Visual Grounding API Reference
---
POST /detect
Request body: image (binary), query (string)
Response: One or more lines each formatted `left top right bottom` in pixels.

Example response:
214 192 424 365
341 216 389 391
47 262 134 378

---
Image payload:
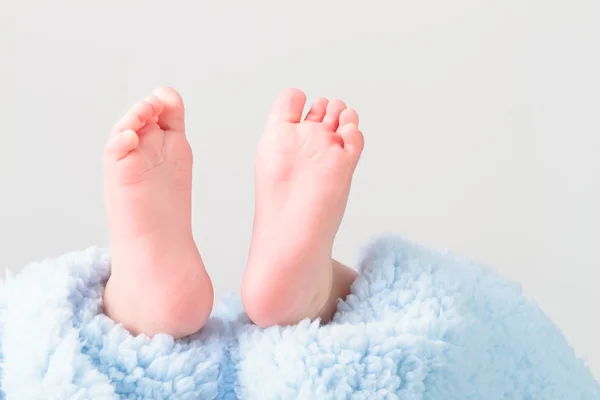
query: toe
104 129 140 161
322 99 347 132
267 88 307 124
145 94 165 117
112 100 155 134
153 86 185 132
338 108 359 129
304 98 329 122
338 123 364 158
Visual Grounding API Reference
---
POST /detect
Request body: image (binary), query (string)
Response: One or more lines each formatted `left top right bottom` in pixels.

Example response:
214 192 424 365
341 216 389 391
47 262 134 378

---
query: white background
1 0 598 378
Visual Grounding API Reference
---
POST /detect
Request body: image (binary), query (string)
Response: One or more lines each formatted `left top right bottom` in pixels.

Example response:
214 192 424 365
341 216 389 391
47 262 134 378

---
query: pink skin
102 87 362 338
242 88 363 328
102 87 213 338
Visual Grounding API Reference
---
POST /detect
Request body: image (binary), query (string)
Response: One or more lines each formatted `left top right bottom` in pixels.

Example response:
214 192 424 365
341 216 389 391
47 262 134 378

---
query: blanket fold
0 235 598 399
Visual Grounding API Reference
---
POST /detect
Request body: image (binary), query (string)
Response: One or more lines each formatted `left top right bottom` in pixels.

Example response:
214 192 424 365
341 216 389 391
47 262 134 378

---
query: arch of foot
233 235 600 399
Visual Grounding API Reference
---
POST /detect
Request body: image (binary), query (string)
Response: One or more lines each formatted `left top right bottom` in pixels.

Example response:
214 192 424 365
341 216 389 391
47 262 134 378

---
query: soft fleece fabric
0 234 598 399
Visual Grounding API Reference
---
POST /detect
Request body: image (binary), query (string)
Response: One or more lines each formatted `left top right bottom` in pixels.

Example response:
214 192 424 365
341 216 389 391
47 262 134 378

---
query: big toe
267 88 307 124
153 86 185 132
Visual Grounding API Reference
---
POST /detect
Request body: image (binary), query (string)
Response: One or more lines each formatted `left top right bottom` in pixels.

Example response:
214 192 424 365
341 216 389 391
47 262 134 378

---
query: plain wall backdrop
1 0 599 378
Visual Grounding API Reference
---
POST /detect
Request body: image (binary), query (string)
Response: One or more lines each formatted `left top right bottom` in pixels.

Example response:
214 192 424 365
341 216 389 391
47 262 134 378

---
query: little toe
104 129 140 161
304 98 329 122
338 108 359 130
338 123 364 158
267 88 307 125
322 99 347 132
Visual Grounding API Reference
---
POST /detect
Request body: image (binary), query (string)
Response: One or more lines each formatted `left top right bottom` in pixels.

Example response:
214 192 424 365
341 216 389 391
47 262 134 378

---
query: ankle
316 260 358 323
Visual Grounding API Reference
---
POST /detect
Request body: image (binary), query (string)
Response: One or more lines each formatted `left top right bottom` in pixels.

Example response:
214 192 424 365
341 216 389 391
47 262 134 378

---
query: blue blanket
0 234 598 399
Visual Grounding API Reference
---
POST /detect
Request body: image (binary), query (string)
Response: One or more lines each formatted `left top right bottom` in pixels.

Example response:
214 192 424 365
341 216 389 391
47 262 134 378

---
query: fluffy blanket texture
0 234 597 399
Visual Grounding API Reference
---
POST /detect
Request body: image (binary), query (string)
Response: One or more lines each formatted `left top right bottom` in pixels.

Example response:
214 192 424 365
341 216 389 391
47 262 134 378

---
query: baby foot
102 87 213 338
242 89 364 327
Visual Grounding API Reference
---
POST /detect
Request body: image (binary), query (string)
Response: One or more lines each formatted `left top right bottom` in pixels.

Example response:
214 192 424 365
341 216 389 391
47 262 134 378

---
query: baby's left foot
242 89 364 327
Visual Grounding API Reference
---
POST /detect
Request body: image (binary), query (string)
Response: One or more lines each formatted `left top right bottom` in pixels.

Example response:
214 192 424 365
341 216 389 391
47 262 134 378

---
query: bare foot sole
102 87 213 338
242 89 364 328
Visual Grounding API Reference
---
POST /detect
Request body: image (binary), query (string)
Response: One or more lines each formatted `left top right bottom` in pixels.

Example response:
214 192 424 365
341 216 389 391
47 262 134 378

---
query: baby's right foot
102 87 213 338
